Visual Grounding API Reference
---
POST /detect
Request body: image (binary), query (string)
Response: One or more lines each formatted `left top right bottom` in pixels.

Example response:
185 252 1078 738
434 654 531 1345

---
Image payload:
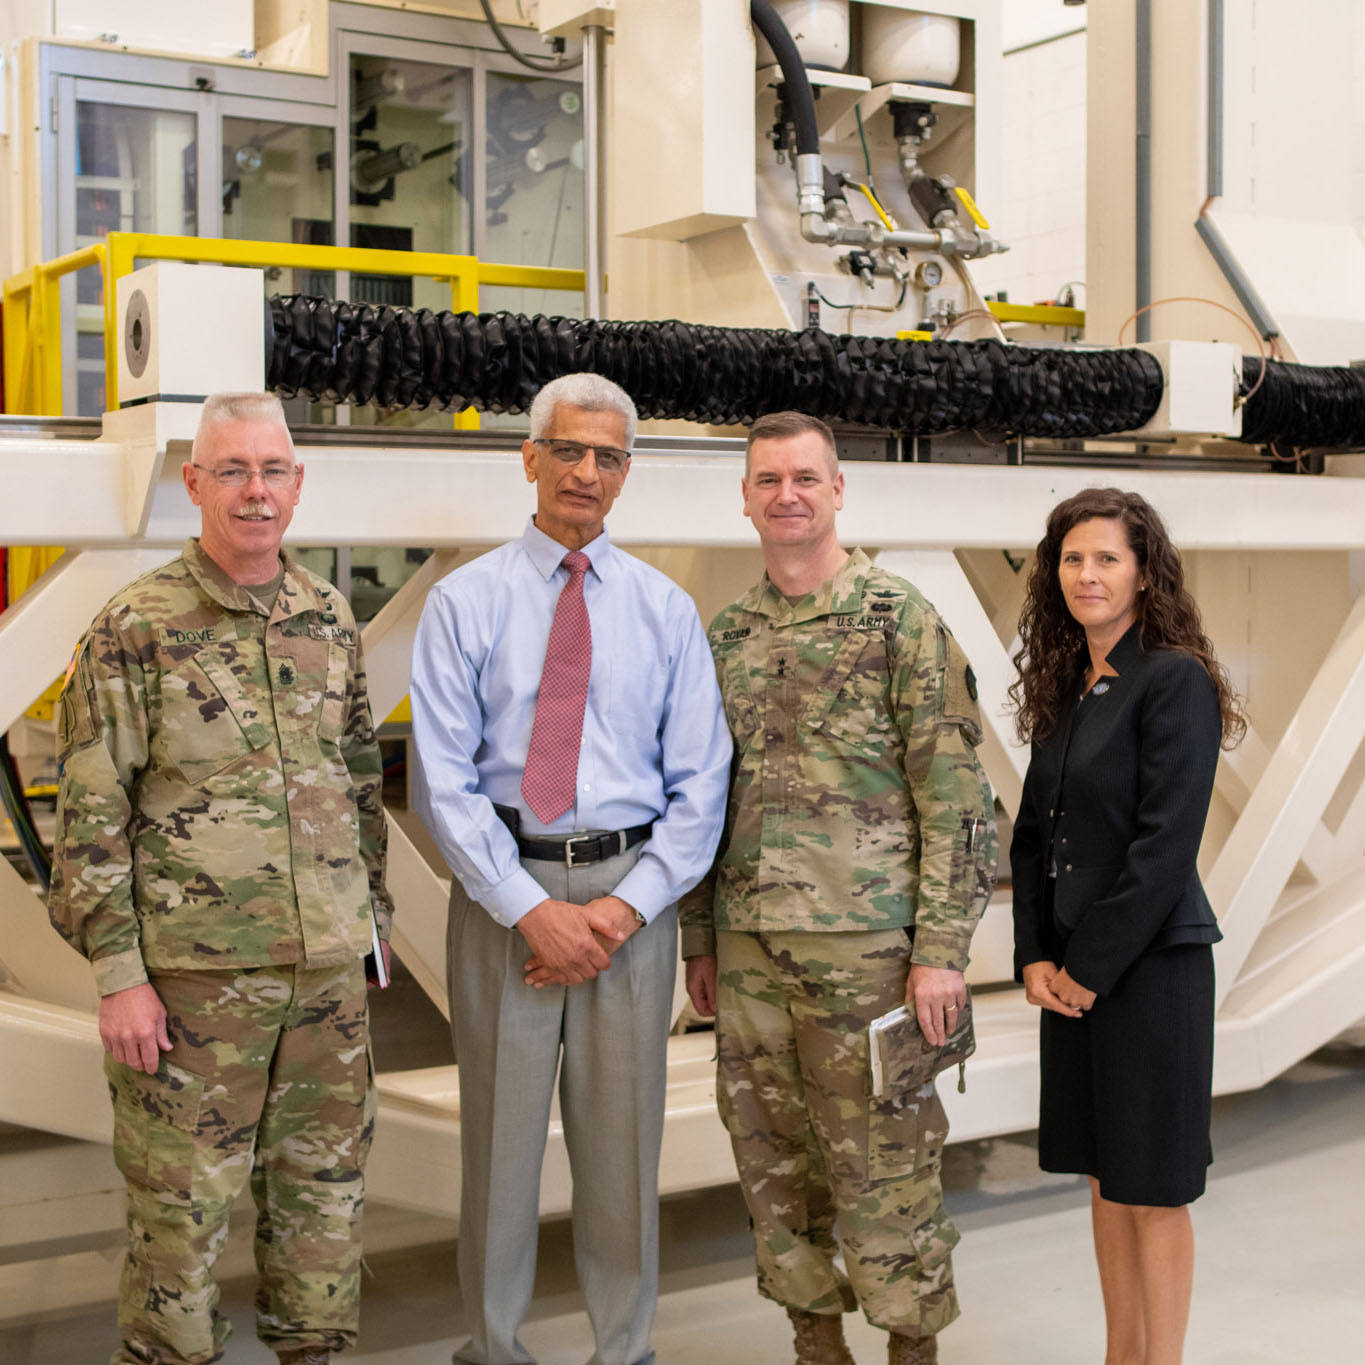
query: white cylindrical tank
862 8 961 88
755 1 851 72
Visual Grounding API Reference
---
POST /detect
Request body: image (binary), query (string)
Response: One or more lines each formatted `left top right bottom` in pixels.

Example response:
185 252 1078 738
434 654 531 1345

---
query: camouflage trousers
105 962 374 1365
715 929 960 1336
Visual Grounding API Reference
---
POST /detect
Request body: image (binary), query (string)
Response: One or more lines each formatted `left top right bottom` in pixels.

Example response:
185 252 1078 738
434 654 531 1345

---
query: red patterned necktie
521 551 593 824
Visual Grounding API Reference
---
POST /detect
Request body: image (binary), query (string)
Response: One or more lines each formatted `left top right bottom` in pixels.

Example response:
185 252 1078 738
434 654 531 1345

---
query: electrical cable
939 308 1005 340
855 105 875 185
477 0 582 72
811 274 910 319
1116 294 1267 405
0 732 51 892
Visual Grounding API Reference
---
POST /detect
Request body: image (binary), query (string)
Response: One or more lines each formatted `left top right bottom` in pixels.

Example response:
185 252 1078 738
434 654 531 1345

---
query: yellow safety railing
0 245 105 637
3 232 585 421
101 233 585 422
2 243 108 418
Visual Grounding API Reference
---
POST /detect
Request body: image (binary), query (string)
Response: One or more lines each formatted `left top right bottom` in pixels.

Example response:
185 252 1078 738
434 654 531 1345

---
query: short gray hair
190 392 294 463
528 373 637 448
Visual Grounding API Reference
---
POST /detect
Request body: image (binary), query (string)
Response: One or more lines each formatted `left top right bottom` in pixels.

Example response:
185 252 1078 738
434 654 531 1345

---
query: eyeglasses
532 438 631 475
192 462 299 488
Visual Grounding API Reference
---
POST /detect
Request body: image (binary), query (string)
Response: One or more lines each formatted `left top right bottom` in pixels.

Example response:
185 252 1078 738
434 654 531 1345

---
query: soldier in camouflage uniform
48 392 392 1365
681 412 997 1365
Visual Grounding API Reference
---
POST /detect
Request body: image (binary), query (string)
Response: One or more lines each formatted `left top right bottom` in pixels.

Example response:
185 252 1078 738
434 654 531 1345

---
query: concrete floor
2 1044 1362 1364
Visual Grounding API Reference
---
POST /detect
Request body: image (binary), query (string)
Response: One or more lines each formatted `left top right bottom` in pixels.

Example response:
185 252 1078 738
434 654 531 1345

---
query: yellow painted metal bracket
987 300 1085 329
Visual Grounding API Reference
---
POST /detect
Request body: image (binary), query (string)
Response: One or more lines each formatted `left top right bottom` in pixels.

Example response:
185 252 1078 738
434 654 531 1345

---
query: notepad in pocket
868 992 975 1099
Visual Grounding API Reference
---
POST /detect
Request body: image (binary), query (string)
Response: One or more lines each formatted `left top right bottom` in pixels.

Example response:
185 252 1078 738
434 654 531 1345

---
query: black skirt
1038 936 1216 1207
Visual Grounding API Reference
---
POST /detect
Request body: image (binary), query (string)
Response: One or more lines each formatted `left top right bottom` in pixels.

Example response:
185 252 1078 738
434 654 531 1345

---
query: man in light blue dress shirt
410 373 731 1365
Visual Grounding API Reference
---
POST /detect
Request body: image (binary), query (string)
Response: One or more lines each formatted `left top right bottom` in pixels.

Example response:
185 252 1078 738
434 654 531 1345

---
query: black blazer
1010 623 1223 997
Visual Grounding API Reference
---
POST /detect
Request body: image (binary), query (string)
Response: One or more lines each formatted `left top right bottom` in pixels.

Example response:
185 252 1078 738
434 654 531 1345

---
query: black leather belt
494 803 652 867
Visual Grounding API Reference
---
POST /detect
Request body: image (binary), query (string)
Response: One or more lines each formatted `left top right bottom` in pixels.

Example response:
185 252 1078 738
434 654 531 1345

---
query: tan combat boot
788 1308 856 1365
276 1350 330 1365
886 1329 938 1365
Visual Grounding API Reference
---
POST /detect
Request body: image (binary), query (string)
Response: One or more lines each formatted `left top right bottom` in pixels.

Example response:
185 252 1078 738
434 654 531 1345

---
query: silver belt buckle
563 833 595 867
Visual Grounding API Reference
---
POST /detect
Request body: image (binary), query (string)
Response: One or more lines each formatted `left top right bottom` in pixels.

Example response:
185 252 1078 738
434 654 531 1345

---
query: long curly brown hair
1010 487 1246 747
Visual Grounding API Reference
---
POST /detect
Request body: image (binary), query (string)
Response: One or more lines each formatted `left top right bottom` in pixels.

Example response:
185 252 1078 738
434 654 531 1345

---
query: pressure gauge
915 260 944 289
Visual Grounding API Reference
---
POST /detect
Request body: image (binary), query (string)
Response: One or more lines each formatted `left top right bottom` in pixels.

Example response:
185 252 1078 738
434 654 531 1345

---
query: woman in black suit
1010 488 1244 1365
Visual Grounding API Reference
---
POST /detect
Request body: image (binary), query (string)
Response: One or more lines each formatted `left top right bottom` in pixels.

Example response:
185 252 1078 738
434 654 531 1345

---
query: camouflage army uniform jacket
680 550 997 968
49 538 393 996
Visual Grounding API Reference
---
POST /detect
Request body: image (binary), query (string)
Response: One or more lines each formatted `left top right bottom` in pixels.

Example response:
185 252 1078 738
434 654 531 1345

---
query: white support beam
0 861 96 1013
1313 751 1365 885
385 815 453 1017
0 1138 123 1255
1207 593 1365 1004
0 993 107 1141
875 550 1029 817
11 422 1365 552
0 442 130 543
359 549 462 720
274 455 1365 554
0 547 175 732
1217 727 1337 884
956 547 1031 643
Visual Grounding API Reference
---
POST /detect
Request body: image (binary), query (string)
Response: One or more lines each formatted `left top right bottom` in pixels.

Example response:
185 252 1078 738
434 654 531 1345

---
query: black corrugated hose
265 296 1165 438
1239 357 1365 449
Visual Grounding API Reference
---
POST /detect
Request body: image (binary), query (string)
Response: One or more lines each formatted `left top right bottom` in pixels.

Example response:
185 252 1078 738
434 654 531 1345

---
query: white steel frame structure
3 403 1365 1235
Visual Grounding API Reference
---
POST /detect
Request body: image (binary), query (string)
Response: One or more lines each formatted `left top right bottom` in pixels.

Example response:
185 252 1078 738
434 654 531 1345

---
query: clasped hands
1021 960 1097 1017
520 894 641 988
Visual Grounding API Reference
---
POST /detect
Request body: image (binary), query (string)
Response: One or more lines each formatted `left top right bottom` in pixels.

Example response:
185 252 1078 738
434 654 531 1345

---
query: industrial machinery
3 0 1365 1309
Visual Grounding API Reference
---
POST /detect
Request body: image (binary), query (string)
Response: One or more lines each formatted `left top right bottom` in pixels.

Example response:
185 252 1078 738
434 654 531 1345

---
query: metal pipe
1135 0 1152 342
1197 0 1280 341
1207 0 1224 197
799 212 1004 258
582 24 607 318
799 212 941 250
1194 216 1280 341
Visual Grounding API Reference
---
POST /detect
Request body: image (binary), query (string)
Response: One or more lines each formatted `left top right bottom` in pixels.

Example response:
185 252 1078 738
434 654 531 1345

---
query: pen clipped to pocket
868 991 975 1099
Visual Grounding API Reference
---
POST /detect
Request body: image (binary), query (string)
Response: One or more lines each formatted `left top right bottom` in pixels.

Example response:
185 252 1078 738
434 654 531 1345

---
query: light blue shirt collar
521 516 611 582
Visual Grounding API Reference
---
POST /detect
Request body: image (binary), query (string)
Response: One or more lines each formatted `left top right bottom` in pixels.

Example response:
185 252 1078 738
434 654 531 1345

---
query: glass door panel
346 52 473 426
349 53 473 292
483 71 585 293
476 70 586 432
222 114 337 424
62 92 198 414
222 116 335 293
